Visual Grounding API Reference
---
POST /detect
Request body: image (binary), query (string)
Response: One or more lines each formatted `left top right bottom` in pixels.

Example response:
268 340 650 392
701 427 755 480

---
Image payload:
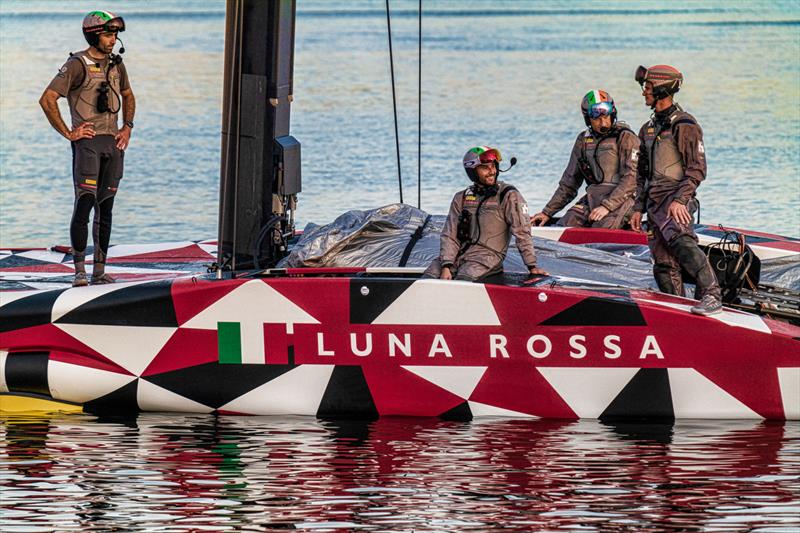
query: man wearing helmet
424 146 547 281
630 65 722 316
39 10 135 287
531 90 639 229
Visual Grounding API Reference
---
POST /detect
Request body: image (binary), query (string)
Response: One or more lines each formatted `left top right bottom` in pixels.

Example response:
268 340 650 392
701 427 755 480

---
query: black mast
218 0 301 272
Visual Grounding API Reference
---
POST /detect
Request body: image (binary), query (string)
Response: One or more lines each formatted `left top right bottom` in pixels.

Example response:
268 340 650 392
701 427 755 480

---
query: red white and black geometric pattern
2 272 798 419
0 240 216 290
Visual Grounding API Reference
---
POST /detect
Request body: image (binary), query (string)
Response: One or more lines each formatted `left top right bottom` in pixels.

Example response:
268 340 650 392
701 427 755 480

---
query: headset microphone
117 37 125 55
498 157 517 173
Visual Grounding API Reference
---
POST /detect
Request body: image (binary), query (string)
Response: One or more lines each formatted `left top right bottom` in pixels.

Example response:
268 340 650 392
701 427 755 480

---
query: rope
385 0 403 204
231 2 245 271
417 0 422 209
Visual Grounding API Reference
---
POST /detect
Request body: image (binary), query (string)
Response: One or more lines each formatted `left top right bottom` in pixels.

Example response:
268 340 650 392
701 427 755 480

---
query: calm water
0 1 799 247
2 2 800 530
1 415 799 531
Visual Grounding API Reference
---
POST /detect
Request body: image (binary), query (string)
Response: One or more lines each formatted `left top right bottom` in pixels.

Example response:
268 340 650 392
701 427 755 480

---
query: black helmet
635 64 683 100
82 10 125 47
580 89 617 128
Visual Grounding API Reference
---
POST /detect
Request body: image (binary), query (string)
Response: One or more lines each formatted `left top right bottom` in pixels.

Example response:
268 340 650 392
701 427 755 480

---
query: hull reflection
1 415 798 531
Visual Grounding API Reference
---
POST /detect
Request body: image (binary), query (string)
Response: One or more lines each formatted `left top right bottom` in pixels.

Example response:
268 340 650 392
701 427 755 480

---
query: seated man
425 146 547 281
531 90 639 229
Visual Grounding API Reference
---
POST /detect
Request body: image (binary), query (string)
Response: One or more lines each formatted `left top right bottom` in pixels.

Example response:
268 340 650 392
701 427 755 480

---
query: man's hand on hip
68 122 95 141
115 125 131 150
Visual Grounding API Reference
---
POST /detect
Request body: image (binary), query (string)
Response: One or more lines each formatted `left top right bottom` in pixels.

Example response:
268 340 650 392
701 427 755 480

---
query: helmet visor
588 101 613 119
103 17 125 33
479 150 500 164
635 65 648 86
463 147 501 168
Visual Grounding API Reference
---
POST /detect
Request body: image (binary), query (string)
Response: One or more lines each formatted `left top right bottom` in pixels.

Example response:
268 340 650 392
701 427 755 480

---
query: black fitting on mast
218 0 301 272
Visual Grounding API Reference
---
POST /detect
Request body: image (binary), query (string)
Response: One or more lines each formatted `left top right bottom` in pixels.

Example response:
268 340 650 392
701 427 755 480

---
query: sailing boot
669 236 723 316
691 294 723 316
72 256 88 287
91 261 116 285
91 272 116 284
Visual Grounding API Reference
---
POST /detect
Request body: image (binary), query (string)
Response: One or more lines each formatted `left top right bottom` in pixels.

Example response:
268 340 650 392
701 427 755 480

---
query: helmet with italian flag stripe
463 146 502 182
580 89 617 127
82 10 125 47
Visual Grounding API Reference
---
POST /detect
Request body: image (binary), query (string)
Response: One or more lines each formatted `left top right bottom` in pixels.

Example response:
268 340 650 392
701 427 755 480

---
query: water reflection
1 415 798 531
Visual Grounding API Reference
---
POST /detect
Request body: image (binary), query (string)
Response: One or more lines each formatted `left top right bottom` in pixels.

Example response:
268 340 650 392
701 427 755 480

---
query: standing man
39 11 135 287
630 65 722 316
425 146 547 281
531 90 639 229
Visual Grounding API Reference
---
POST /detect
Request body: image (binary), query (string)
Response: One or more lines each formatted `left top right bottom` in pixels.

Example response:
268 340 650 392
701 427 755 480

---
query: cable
253 215 283 269
218 0 240 274
231 1 244 271
104 58 123 114
704 226 753 301
417 0 422 209
385 0 403 204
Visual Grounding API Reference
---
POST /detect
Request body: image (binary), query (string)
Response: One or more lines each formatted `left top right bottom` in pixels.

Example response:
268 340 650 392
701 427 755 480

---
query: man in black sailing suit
39 10 136 287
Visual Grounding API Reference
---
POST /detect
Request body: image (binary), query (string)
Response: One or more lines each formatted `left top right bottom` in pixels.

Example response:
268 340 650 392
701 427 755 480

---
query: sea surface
1 0 799 247
1 1 799 531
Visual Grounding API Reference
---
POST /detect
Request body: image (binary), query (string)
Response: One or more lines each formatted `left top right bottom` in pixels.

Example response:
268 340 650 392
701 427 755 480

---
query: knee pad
98 195 115 213
97 196 114 228
669 235 707 277
71 193 96 224
653 263 680 295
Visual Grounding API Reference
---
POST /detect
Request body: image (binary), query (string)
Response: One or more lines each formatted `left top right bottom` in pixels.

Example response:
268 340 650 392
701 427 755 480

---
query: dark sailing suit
635 105 721 299
425 181 538 281
542 122 639 229
47 51 129 265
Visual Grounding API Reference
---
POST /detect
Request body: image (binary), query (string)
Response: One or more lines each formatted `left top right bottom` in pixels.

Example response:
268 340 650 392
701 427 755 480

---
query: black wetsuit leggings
70 136 124 263
70 195 114 263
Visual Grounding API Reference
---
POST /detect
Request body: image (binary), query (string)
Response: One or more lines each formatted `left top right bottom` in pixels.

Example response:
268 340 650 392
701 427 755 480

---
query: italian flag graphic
217 322 244 364
180 280 319 364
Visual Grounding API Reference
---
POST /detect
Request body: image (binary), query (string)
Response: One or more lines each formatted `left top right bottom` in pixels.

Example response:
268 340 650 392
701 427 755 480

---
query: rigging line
385 0 403 204
218 0 241 274
231 0 245 271
417 0 422 209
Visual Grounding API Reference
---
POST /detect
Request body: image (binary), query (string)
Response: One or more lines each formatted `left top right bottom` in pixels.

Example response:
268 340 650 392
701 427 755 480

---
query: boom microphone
498 157 517 173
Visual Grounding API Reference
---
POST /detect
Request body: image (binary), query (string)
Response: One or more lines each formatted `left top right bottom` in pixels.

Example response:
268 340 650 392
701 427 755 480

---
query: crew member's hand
630 211 644 232
667 201 692 225
115 125 132 151
68 122 95 141
531 212 550 226
589 206 610 222
440 266 453 280
529 267 548 277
